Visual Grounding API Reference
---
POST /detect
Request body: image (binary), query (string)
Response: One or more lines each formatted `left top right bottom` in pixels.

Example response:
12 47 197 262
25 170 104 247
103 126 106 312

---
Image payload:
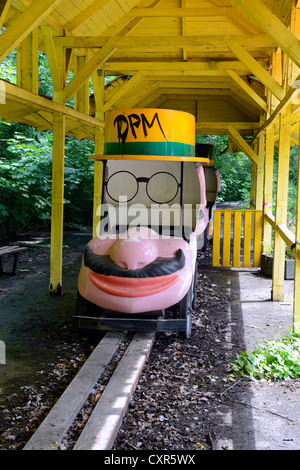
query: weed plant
231 327 300 381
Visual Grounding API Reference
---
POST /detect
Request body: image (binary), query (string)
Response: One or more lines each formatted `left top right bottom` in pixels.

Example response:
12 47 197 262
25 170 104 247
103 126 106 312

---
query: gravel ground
1 232 299 451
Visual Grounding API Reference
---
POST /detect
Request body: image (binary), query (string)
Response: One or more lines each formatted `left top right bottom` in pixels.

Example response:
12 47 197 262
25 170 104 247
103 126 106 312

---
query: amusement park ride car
75 108 220 339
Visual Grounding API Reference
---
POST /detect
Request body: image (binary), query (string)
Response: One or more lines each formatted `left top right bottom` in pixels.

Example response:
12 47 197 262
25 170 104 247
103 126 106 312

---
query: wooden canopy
0 0 299 139
1 0 300 326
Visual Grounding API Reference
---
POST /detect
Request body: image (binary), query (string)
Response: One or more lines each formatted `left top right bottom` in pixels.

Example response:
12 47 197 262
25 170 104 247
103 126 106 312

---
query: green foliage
0 122 94 241
196 134 252 205
230 328 300 381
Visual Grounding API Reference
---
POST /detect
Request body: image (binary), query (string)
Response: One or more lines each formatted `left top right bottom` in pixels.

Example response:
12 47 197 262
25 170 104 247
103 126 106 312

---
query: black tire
178 287 192 340
192 265 197 310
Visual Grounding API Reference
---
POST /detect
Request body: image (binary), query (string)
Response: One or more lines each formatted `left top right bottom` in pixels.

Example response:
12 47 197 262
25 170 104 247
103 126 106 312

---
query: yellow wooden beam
254 73 300 140
49 113 65 295
227 38 285 101
0 0 12 29
41 25 64 95
64 0 111 32
55 34 274 49
104 71 146 112
262 126 275 251
127 7 235 16
91 69 105 239
226 124 261 165
1 79 104 129
272 108 292 301
231 0 300 70
103 60 263 73
56 40 116 104
226 69 267 111
294 124 300 326
16 29 39 94
0 0 63 63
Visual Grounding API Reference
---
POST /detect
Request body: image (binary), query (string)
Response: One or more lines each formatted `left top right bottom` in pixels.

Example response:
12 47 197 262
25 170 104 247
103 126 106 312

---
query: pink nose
109 238 158 270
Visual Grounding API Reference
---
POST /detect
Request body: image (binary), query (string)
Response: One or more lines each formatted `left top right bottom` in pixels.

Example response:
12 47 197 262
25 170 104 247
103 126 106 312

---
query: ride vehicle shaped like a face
78 227 194 314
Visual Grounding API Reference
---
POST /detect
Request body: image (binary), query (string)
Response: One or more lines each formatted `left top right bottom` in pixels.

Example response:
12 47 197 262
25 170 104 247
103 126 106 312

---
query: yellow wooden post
92 69 105 238
293 126 300 328
262 126 274 252
255 134 264 212
49 113 65 295
272 108 291 301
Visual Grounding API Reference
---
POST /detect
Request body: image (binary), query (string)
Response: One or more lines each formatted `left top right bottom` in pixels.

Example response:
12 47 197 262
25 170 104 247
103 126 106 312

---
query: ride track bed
24 331 155 450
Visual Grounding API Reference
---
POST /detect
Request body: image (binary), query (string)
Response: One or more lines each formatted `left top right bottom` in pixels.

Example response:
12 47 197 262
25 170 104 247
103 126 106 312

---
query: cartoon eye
146 172 179 204
106 171 138 202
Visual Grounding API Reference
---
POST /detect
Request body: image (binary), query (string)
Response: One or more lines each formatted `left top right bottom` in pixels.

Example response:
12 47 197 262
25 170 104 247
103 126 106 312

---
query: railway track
23 331 155 451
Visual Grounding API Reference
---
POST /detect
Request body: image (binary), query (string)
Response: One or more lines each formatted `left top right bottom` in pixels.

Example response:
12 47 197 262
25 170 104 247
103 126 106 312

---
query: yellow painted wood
223 211 232 267
226 69 267 111
74 55 90 115
226 124 261 165
212 210 221 267
212 209 262 268
2 79 104 129
55 34 275 49
64 0 111 31
226 38 285 101
92 69 105 239
253 210 262 267
243 211 252 267
103 71 146 112
41 25 64 95
233 211 242 267
0 0 63 63
231 0 300 70
294 126 300 327
57 39 116 104
0 0 12 30
272 108 292 301
255 134 264 212
262 126 275 252
49 113 65 295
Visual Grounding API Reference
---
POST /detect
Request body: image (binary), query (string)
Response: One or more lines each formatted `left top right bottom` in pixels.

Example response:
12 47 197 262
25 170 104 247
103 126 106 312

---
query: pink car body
78 227 194 314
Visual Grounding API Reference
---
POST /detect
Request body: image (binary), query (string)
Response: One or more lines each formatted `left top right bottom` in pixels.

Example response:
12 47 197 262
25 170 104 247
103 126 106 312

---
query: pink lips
88 271 179 298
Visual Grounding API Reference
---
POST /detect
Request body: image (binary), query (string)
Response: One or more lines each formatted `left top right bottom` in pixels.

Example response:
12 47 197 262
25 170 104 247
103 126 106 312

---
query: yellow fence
212 209 262 268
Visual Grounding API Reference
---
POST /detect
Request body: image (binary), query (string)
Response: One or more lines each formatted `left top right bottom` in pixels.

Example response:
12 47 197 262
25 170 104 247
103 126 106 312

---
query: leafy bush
231 328 300 381
0 123 94 241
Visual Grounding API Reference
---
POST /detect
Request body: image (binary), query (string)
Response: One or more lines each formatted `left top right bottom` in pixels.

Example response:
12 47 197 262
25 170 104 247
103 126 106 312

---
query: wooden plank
233 210 242 267
0 0 12 29
64 0 112 31
272 109 292 301
24 332 123 450
104 71 145 112
253 210 262 267
212 210 221 267
243 211 252 267
223 211 232 267
294 125 300 326
55 34 275 49
1 80 104 129
226 69 267 111
41 25 64 93
0 0 63 63
231 0 300 70
57 40 116 104
127 7 235 17
227 124 261 165
49 113 65 295
227 38 285 101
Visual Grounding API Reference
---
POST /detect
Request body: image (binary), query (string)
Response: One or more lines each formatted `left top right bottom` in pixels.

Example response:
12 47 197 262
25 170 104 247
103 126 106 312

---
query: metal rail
23 331 155 451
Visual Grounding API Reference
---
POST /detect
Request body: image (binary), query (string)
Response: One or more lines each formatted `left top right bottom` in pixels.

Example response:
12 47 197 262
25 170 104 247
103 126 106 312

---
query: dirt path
0 231 300 450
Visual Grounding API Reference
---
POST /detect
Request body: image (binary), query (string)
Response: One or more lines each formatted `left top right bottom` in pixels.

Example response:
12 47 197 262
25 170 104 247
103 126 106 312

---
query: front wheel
178 288 192 340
